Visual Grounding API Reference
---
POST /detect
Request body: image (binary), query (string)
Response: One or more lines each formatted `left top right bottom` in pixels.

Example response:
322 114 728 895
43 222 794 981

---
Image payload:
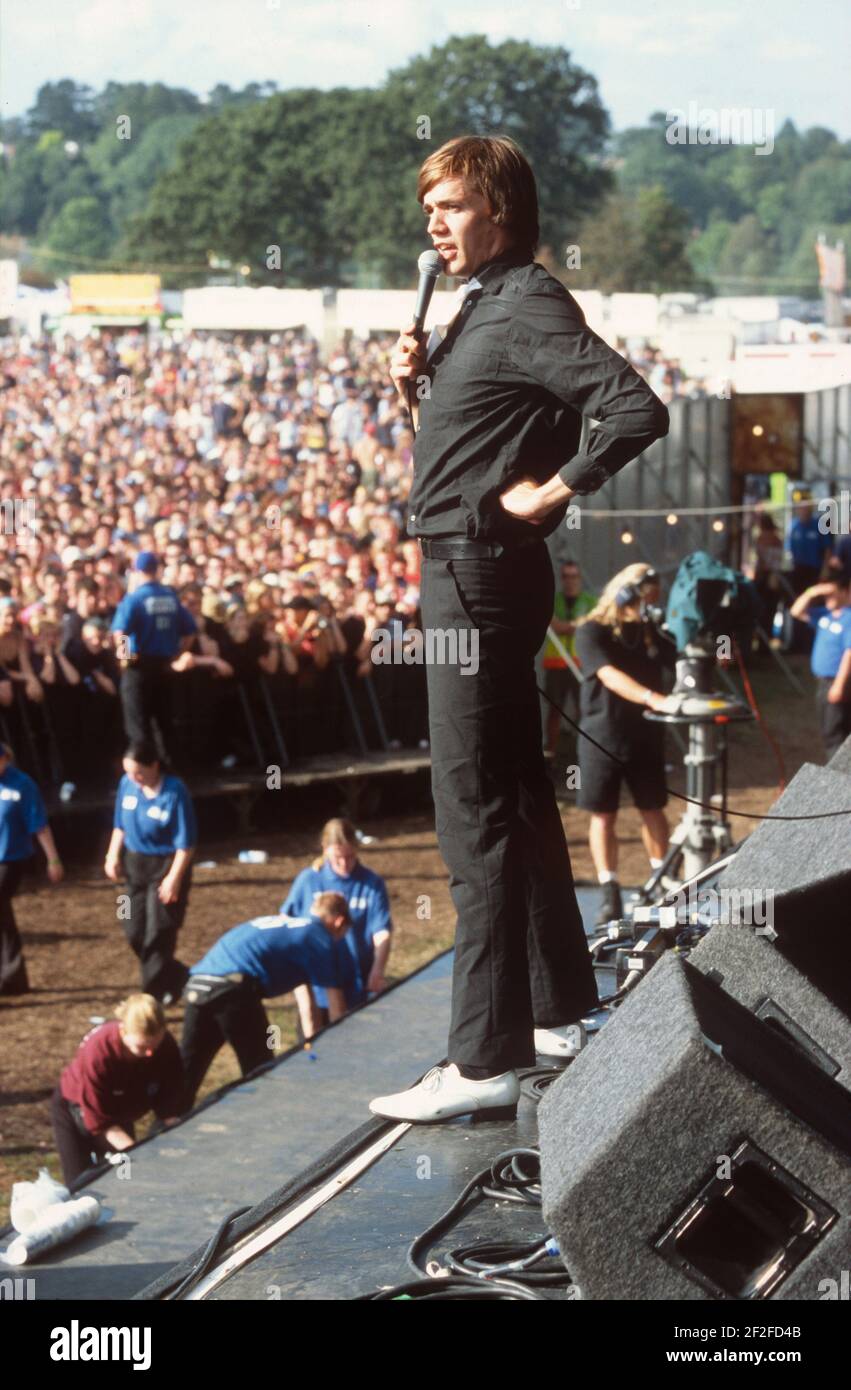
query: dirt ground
0 652 828 1222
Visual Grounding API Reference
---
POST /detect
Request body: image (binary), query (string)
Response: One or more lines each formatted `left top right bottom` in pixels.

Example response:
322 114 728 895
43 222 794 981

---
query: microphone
412 249 442 338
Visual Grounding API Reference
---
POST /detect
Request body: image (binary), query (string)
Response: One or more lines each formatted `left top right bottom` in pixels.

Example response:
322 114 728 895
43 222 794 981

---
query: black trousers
180 980 270 1110
816 677 851 759
120 658 175 757
122 850 191 1001
419 540 599 1072
0 858 28 994
49 1087 135 1186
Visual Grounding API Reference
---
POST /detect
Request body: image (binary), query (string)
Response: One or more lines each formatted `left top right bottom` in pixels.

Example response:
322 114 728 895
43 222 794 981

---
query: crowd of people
0 325 732 793
0 327 433 785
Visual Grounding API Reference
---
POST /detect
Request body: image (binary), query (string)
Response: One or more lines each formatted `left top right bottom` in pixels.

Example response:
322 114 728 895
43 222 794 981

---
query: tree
41 195 112 275
569 186 697 293
26 81 98 142
383 35 613 258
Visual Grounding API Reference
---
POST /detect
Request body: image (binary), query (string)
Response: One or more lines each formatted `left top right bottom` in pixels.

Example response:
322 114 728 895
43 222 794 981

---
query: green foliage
613 116 851 295
0 53 847 296
570 185 699 293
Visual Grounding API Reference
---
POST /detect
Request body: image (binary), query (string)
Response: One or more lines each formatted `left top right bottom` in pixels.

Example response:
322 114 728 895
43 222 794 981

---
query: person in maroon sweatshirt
50 993 184 1184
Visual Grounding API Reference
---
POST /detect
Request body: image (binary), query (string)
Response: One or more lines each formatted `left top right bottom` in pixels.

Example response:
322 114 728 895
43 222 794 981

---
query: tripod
636 704 753 901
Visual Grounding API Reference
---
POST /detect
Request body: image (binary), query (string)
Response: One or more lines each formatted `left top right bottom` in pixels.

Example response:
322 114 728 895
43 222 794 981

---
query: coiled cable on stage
357 1146 576 1299
444 1238 568 1287
356 1274 547 1300
480 1145 543 1204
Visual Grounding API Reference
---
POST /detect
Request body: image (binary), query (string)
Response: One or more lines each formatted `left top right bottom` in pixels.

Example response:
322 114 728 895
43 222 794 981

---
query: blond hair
311 817 358 871
115 993 166 1038
577 563 658 635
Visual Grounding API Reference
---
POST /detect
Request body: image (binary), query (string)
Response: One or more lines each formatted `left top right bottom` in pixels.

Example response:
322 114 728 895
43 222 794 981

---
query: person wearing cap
0 741 64 995
104 738 197 1002
110 551 197 759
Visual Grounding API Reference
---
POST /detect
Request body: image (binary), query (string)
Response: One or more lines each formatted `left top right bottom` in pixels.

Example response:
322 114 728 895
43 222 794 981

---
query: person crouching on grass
50 994 183 1185
179 890 354 1110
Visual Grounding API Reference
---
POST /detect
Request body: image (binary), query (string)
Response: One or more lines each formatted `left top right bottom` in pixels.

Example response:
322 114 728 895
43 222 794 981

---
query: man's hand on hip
498 473 575 524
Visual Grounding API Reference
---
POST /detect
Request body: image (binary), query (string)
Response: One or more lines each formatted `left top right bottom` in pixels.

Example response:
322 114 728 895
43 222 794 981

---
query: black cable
406 1148 548 1281
357 1146 569 1299
445 1239 571 1287
480 1147 542 1206
519 1066 565 1103
166 1206 252 1301
356 1275 547 1300
538 682 851 822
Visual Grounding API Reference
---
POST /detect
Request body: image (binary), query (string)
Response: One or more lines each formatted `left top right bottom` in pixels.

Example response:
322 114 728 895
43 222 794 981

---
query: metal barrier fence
4 654 430 795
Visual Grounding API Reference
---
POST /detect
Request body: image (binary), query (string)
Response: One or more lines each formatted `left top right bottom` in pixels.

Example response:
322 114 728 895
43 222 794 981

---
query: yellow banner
69 274 161 315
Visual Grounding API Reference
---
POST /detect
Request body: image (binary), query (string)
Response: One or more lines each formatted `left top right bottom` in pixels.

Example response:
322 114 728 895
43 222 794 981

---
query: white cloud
759 37 821 61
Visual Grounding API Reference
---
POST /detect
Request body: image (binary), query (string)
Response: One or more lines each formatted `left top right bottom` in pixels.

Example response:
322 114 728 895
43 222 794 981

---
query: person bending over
180 890 354 1109
51 994 183 1185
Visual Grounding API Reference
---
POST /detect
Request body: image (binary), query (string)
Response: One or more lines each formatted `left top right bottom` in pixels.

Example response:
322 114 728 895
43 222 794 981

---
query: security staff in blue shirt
0 742 64 995
110 551 196 760
282 819 392 1032
179 891 353 1108
787 501 833 594
104 739 197 1002
790 576 851 758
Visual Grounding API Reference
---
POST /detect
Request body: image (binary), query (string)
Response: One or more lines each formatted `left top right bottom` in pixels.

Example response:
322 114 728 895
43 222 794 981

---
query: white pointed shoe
534 1022 587 1059
369 1063 519 1123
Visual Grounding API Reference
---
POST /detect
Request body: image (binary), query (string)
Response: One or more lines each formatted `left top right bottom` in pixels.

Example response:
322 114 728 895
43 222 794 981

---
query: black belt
419 534 544 559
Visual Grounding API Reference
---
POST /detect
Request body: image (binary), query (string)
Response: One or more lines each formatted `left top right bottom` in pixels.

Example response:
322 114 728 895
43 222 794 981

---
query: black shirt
218 631 269 682
575 619 675 756
407 250 670 543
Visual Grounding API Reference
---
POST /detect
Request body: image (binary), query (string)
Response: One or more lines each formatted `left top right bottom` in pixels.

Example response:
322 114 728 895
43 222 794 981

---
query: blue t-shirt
808 605 851 678
0 765 47 862
111 581 196 658
113 773 197 855
280 861 392 1008
787 518 832 571
191 914 356 998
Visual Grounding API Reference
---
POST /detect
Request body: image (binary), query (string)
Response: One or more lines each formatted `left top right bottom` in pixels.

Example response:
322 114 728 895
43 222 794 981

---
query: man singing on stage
369 135 670 1123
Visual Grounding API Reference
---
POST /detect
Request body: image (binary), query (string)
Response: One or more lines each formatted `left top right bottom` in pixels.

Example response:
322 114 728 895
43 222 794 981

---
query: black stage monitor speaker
715 762 851 1018
689 924 851 1090
539 953 851 1301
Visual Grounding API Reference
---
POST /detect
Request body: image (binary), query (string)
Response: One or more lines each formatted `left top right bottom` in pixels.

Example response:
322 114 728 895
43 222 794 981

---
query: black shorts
576 735 667 814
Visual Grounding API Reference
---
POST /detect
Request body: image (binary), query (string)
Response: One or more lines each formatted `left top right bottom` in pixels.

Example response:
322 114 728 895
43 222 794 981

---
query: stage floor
11 885 617 1301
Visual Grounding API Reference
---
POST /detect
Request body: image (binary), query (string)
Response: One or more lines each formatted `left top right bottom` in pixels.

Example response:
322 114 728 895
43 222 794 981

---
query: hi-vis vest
542 589 596 668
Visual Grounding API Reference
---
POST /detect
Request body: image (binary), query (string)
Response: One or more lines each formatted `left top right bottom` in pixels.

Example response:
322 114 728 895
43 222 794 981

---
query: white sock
598 869 618 884
650 857 664 869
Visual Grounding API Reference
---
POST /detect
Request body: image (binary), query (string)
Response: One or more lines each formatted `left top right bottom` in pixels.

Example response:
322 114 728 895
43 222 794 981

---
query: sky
1 0 848 137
